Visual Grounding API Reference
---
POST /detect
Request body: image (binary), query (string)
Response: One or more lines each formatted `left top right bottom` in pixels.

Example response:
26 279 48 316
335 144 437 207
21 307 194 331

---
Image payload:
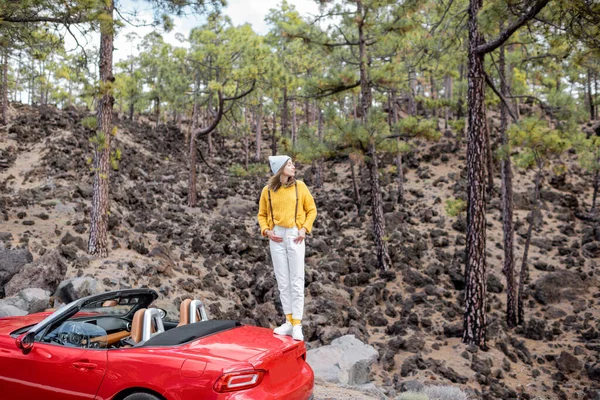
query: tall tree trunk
155 97 160 128
463 0 488 348
206 106 213 159
315 108 324 188
591 162 599 213
389 91 405 204
430 72 437 117
350 156 361 211
485 116 494 195
357 1 390 271
88 0 115 258
517 164 542 325
305 97 310 126
444 74 453 129
499 42 517 328
457 63 465 120
188 98 200 207
281 86 288 140
1 50 7 125
594 72 598 119
588 68 595 121
244 107 249 170
408 68 417 116
270 123 277 156
291 98 297 145
255 103 263 161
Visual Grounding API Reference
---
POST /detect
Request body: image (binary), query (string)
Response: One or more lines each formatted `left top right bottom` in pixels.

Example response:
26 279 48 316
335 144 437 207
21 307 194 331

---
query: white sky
102 0 320 62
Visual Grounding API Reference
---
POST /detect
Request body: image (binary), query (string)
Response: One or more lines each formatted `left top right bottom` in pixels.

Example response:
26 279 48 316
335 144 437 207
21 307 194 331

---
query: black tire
123 393 161 400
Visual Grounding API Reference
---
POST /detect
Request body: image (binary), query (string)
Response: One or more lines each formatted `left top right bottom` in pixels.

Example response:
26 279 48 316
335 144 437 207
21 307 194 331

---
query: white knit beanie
269 155 291 174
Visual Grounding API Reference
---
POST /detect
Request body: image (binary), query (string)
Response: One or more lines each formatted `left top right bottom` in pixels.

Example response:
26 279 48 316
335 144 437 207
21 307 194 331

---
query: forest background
1 0 600 399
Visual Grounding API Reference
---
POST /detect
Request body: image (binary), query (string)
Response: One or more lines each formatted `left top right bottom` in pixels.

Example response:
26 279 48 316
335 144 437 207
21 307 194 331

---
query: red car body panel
0 335 108 400
95 326 313 400
0 291 314 400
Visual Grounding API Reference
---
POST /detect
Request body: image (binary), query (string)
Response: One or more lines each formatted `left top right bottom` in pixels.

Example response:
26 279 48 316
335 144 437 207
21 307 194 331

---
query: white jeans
269 225 305 320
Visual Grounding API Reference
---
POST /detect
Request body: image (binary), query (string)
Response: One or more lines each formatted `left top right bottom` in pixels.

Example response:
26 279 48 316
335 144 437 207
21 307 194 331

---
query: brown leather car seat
102 300 119 307
177 299 191 327
129 308 147 344
177 299 203 327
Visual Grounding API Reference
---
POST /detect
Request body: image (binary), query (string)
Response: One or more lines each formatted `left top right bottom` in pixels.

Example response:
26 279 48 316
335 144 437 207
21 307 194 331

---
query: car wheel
123 393 161 400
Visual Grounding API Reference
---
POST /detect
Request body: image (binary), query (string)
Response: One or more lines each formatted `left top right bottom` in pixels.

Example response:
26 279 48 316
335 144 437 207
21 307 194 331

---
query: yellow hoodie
257 181 317 236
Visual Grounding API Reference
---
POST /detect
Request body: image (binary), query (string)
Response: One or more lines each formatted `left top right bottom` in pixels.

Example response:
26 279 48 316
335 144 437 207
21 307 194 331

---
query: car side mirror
15 332 35 353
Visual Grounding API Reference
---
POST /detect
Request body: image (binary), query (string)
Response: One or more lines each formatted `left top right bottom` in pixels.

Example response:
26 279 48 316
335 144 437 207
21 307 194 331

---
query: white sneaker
274 321 293 336
292 324 304 341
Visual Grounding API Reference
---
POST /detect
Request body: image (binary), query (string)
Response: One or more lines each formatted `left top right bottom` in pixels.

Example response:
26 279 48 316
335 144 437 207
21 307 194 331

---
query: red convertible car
0 288 314 400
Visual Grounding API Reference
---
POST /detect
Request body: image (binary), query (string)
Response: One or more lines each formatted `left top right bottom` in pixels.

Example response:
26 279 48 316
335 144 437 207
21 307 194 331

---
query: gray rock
0 304 27 317
55 277 100 303
533 270 587 305
0 248 33 287
17 288 50 313
307 334 379 385
487 273 504 294
556 351 582 374
4 251 68 297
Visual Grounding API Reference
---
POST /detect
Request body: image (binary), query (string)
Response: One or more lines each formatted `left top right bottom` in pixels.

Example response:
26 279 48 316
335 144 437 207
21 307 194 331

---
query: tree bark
188 98 200 207
291 98 297 145
357 1 391 271
255 103 263 161
316 107 324 188
1 50 7 125
485 116 494 195
499 42 518 328
244 107 249 170
271 119 277 156
430 72 437 117
350 157 361 210
588 68 595 121
594 72 598 119
389 91 405 204
88 0 115 258
463 0 488 348
592 167 599 213
462 0 549 348
281 86 289 140
155 97 160 128
408 68 417 116
517 164 542 325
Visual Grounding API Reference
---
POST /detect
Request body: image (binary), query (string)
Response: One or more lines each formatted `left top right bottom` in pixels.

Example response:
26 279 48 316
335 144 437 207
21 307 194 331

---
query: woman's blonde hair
268 162 296 192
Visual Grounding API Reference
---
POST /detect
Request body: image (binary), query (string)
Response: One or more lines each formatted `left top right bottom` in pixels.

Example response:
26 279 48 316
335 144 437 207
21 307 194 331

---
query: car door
0 337 107 400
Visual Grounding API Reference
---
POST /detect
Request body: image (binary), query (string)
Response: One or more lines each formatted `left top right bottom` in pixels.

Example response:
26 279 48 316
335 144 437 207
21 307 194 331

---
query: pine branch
475 0 551 55
483 71 519 123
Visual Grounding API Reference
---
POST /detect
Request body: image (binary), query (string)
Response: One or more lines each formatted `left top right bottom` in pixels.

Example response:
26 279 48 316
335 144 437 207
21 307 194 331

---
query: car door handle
73 362 97 370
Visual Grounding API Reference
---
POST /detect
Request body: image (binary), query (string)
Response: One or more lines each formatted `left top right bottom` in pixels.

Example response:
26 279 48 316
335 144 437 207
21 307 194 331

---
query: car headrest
130 308 146 343
102 300 119 307
178 299 192 327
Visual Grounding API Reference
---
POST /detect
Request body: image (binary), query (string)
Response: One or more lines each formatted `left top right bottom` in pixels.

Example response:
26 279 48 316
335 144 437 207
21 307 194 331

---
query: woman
257 155 317 341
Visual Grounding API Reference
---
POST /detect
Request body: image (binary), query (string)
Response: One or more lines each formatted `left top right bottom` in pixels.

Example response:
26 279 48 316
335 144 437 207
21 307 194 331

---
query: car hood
0 312 52 336
184 325 305 366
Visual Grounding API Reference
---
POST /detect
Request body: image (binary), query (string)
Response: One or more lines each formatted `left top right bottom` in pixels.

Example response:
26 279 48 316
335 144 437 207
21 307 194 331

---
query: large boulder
0 248 33 288
0 288 50 314
533 270 587 305
4 251 68 297
306 334 378 385
55 277 100 303
0 304 27 317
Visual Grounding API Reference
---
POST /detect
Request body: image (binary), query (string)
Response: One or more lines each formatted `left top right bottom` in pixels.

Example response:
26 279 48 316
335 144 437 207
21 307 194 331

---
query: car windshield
79 296 141 317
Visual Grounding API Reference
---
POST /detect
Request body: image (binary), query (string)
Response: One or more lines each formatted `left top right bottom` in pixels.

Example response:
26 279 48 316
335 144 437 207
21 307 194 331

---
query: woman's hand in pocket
293 228 306 244
267 230 283 243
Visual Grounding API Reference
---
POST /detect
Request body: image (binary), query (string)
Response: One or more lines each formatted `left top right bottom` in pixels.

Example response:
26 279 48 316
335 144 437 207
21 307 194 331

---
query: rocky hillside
2 103 600 400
